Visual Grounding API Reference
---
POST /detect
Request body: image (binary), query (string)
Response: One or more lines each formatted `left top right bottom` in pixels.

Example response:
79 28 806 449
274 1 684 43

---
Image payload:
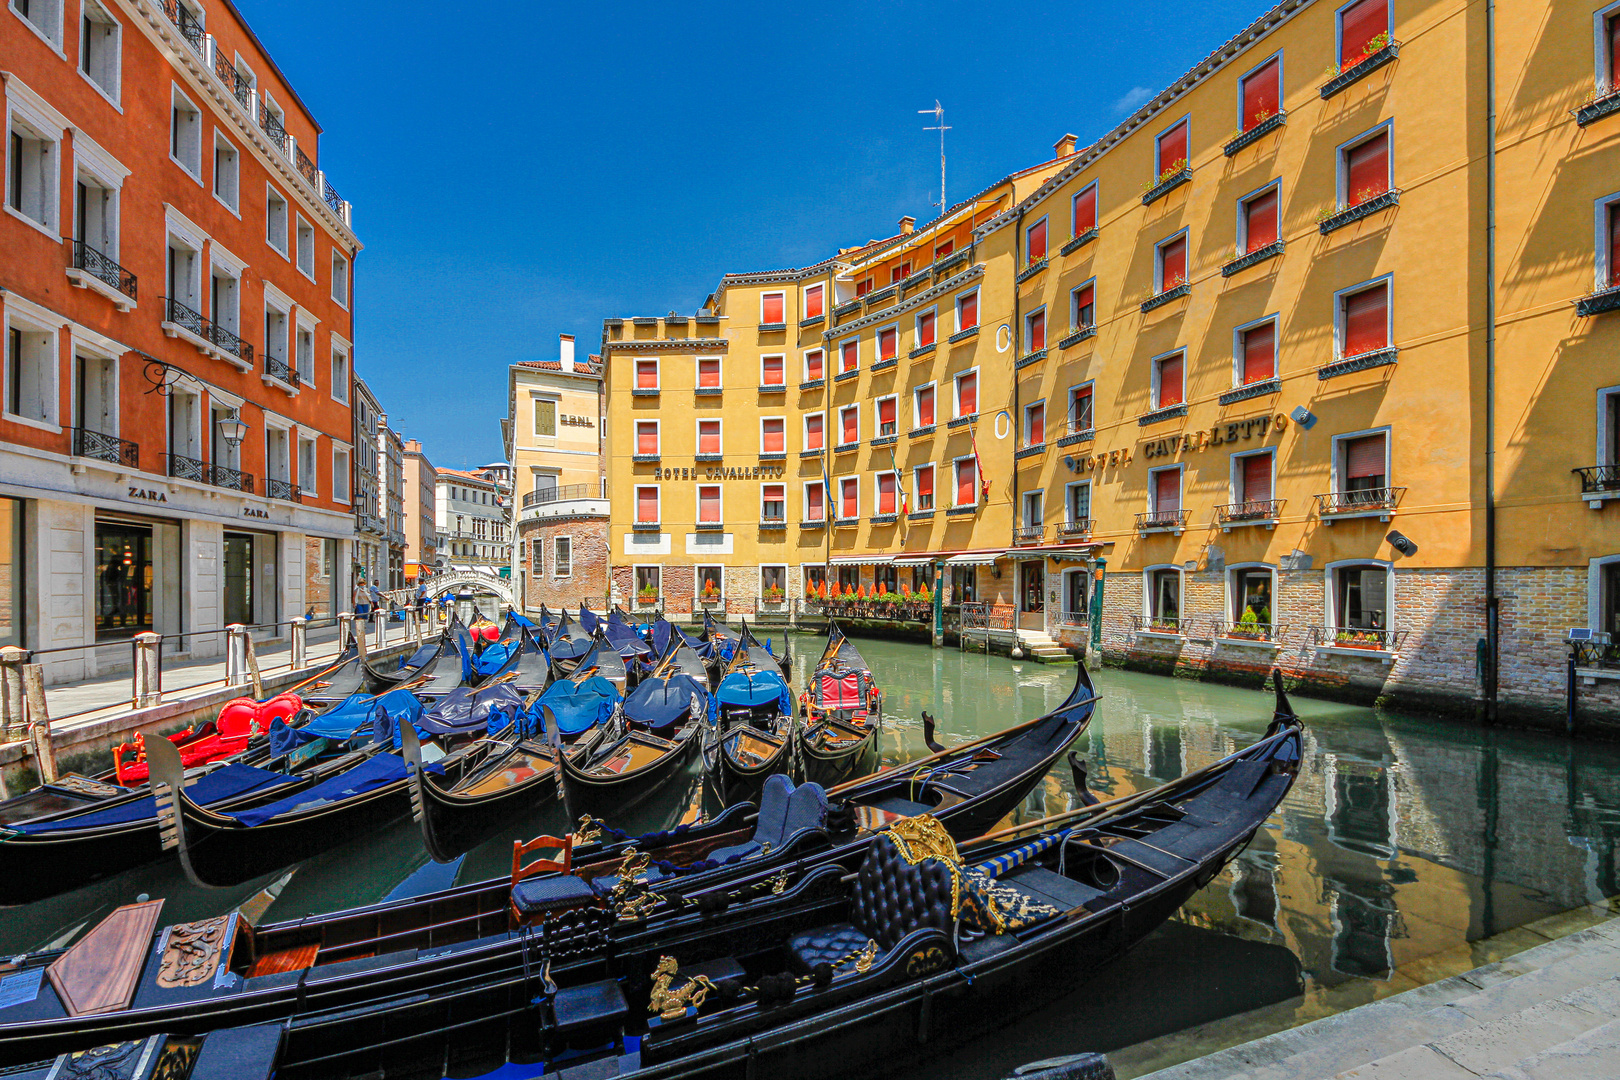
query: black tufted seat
787 834 959 974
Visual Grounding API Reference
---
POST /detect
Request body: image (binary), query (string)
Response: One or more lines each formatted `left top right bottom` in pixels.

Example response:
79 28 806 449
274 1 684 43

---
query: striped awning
891 556 936 567
945 552 1002 567
828 555 893 566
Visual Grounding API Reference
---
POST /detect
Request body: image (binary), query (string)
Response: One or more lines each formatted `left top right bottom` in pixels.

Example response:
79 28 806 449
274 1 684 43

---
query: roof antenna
919 101 950 210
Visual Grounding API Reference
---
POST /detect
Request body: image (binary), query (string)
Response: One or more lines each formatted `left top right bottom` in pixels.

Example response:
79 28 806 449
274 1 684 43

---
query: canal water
4 635 1619 1078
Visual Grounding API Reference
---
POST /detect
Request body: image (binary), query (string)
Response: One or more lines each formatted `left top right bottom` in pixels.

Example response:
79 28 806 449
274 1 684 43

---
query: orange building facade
2 0 361 676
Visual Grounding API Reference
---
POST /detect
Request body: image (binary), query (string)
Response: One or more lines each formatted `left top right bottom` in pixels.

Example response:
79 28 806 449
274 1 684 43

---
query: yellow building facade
603 0 1620 728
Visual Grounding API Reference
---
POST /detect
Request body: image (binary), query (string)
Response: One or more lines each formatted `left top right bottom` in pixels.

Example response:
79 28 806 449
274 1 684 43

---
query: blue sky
241 0 1268 468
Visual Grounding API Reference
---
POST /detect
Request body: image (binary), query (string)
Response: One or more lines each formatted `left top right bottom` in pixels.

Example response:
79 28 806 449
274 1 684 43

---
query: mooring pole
1088 557 1107 655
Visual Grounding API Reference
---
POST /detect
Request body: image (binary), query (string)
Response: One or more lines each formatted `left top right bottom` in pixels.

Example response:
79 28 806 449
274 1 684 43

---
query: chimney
559 333 575 372
1054 133 1079 158
898 215 916 235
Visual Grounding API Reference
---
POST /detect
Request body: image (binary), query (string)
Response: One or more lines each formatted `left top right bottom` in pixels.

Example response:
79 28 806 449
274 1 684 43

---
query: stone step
1483 1014 1620 1079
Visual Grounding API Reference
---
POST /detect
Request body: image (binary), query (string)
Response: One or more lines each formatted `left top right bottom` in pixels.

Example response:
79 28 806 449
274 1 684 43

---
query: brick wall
520 515 608 612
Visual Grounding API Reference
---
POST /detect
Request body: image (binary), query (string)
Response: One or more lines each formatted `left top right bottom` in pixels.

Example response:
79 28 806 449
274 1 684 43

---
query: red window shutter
1612 14 1620 91
764 484 784 500
1242 454 1273 503
805 284 824 319
1160 237 1187 288
1028 219 1047 261
959 291 978 328
1242 322 1276 383
806 350 824 380
699 359 721 387
1343 284 1389 355
1074 284 1095 326
891 263 909 284
878 474 896 514
808 484 824 518
1609 202 1619 286
1029 405 1044 445
806 414 823 449
856 278 871 297
917 467 934 498
1242 60 1280 130
762 420 784 453
1158 122 1187 173
762 355 784 385
841 341 858 372
1346 132 1390 204
842 409 858 444
958 373 977 414
1029 310 1046 351
957 461 976 505
1245 189 1279 251
1346 435 1386 479
1154 470 1181 512
636 423 658 455
918 310 936 346
878 398 896 427
935 239 954 259
635 361 657 389
1340 0 1388 65
1157 354 1184 407
841 478 859 513
918 387 935 426
636 488 657 522
762 294 784 324
698 487 720 523
698 422 720 455
878 328 897 360
1073 186 1096 235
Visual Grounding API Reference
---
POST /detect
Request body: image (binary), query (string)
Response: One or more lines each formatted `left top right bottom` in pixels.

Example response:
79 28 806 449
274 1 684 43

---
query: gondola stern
141 727 209 887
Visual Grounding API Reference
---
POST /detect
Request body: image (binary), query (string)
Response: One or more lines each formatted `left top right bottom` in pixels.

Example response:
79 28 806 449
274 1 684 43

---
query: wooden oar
287 655 352 695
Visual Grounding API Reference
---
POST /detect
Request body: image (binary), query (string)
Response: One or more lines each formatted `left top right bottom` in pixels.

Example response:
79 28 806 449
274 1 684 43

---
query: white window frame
874 321 900 363
1148 463 1184 513
5 90 64 238
1153 115 1191 176
1025 214 1049 262
802 347 825 382
802 410 826 451
1024 304 1047 353
759 414 787 455
1065 479 1092 523
332 445 352 503
211 131 239 214
760 563 788 596
4 302 61 431
759 352 787 387
695 564 725 598
1232 314 1280 387
296 432 319 497
1323 557 1396 631
1333 272 1395 360
1225 562 1277 622
70 335 119 436
1022 489 1045 531
952 454 978 509
760 291 786 325
912 305 938 349
695 354 723 389
836 403 861 449
1335 119 1395 207
913 463 936 510
77 0 123 108
804 479 827 521
168 83 202 183
1599 384 1620 466
837 336 859 375
633 484 661 525
1235 51 1284 129
532 393 558 438
266 183 289 257
760 481 788 522
695 416 724 457
953 367 979 418
1329 425 1393 493
11 0 65 50
1594 190 1620 291
71 132 125 263
294 214 316 281
1595 1 1620 91
634 417 661 457
1153 228 1190 293
634 356 660 390
695 483 725 526
294 312 317 388
331 249 349 307
912 380 937 430
874 394 899 439
1230 447 1276 504
1142 564 1185 621
954 286 980 332
1069 277 1097 330
802 282 825 320
1236 179 1281 254
633 564 661 596
1071 180 1098 236
1150 349 1185 410
836 475 860 519
1068 380 1096 433
552 536 573 579
1334 0 1393 66
330 336 350 404
1023 398 1046 446
873 469 901 516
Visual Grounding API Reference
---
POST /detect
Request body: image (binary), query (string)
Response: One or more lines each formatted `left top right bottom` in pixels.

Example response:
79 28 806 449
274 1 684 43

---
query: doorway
95 520 153 639
1018 560 1045 630
223 532 254 625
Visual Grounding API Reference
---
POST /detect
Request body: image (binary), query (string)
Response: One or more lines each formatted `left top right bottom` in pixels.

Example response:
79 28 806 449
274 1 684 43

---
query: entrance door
1019 561 1045 630
223 532 254 625
95 520 153 639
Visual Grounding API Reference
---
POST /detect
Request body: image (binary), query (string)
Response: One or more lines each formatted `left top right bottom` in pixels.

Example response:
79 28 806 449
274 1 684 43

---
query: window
955 370 977 416
1235 451 1274 509
262 298 288 372
856 277 872 297
1069 384 1094 433
1027 217 1048 262
1231 567 1274 623
166 235 202 319
890 261 910 284
804 283 824 320
951 566 977 604
1341 127 1391 206
805 480 826 521
1071 283 1095 329
1599 194 1620 289
1067 481 1091 522
805 563 827 595
762 564 786 596
1148 568 1181 624
553 537 572 578
1605 9 1620 96
635 420 659 456
331 251 349 306
635 359 659 389
635 486 659 524
761 354 785 387
839 477 860 518
761 417 785 454
877 396 897 438
1333 564 1389 629
1072 182 1097 236
78 1 120 98
837 566 860 593
1156 232 1188 291
914 464 935 510
1155 119 1188 178
333 447 351 502
295 323 315 385
916 308 936 348
914 384 935 428
635 565 660 597
934 238 955 260
1024 401 1045 446
697 419 722 456
297 436 318 496
839 339 858 375
838 405 859 447
1240 57 1280 131
1338 0 1390 68
877 325 898 362
697 358 723 389
1340 280 1390 357
7 111 58 231
762 484 786 522
212 134 238 211
1241 186 1279 253
74 170 118 266
1152 467 1182 514
876 472 898 515
1339 432 1388 494
803 348 824 381
805 413 824 451
169 86 201 178
331 346 349 402
5 318 56 423
1154 352 1184 409
1022 490 1043 528
761 292 785 324
266 186 288 254
1239 320 1277 384
1026 307 1046 352
956 289 979 331
954 458 977 507
533 397 556 436
296 216 315 279
13 0 62 44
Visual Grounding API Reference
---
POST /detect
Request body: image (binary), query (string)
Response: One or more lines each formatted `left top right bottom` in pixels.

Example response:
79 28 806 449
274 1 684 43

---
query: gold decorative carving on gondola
52 773 125 798
574 815 604 844
156 915 230 988
905 945 947 977
648 956 716 1020
150 1037 203 1080
853 940 879 974
886 814 960 864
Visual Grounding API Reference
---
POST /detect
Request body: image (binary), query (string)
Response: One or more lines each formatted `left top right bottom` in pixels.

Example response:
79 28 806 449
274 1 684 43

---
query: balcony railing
1130 615 1190 636
265 477 300 501
1574 465 1620 494
1216 499 1285 526
1054 609 1089 628
1575 284 1620 318
1318 189 1400 235
1311 626 1409 652
214 51 252 108
1013 525 1045 546
759 515 787 529
163 0 204 53
1315 487 1406 517
69 240 137 301
163 296 208 339
210 463 254 493
1320 41 1400 98
163 452 208 484
522 483 600 508
259 108 290 155
1057 420 1095 447
1575 83 1620 126
265 354 301 387
1056 519 1092 540
72 427 138 468
1136 509 1190 532
296 146 318 187
1213 620 1286 643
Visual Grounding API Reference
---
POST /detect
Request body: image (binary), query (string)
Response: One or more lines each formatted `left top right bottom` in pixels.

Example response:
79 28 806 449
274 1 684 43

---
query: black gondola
549 610 595 678
797 620 881 786
707 622 795 799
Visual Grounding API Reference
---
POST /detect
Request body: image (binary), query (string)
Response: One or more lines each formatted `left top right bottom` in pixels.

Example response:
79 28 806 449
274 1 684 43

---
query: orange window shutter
1343 284 1389 355
1029 311 1045 351
935 239 954 259
1611 203 1620 286
1339 0 1388 65
842 478 858 511
842 410 858 444
1243 323 1276 383
1346 132 1390 203
636 361 657 388
763 420 784 453
1154 470 1181 512
1158 122 1187 171
699 359 720 387
699 422 719 454
806 414 823 448
1242 454 1272 503
959 374 977 414
1074 285 1095 324
1612 14 1620 89
879 328 896 359
1346 435 1386 479
806 285 824 319
957 461 976 504
637 488 657 522
1245 189 1278 250
1161 237 1187 287
1242 60 1279 129
699 488 719 522
806 350 824 380
808 484 824 517
879 474 895 514
763 356 783 385
842 341 857 371
636 424 657 455
918 310 936 345
960 291 978 327
764 483 783 502
1073 186 1096 234
918 388 934 426
762 294 784 324
1158 355 1184 406
1029 406 1044 445
917 467 933 498
1028 219 1047 260
879 399 895 426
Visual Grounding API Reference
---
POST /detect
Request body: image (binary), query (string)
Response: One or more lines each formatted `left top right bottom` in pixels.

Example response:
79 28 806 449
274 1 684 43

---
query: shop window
838 566 860 592
761 292 785 325
96 520 153 638
804 413 824 451
914 384 935 428
1338 0 1390 68
1333 564 1389 629
761 484 785 522
914 464 935 510
805 563 827 595
5 320 56 423
697 357 722 389
912 567 932 594
875 565 898 594
1155 120 1188 178
877 326 898 362
804 283 824 320
1240 321 1276 384
951 565 977 604
804 348 824 381
1154 353 1184 409
1156 232 1188 292
839 339 858 375
761 354 785 388
1147 567 1181 625
916 309 936 348
955 370 977 417
635 420 659 456
1241 186 1279 253
761 417 785 454
1026 307 1046 352
877 397 897 438
1026 216 1048 262
1340 281 1390 357
1071 283 1095 330
956 289 979 331
1241 57 1280 130
1072 182 1097 236
1341 127 1391 206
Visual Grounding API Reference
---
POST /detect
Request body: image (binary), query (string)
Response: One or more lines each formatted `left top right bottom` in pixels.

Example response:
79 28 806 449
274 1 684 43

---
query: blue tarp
371 687 428 748
715 669 792 716
417 683 525 738
603 618 652 660
511 612 536 629
399 642 438 670
228 753 436 827
624 673 707 730
472 638 516 676
579 605 601 635
14 763 300 833
267 694 380 756
537 675 618 735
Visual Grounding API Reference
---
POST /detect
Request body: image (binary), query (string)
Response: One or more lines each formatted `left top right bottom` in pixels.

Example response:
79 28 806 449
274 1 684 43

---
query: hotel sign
655 464 788 481
1141 413 1287 460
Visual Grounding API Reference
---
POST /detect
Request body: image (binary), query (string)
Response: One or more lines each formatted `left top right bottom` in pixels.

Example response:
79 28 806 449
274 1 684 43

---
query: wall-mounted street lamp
217 409 249 448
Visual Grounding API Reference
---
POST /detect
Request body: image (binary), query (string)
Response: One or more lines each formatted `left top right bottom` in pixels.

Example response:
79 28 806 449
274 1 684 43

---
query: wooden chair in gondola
508 833 596 929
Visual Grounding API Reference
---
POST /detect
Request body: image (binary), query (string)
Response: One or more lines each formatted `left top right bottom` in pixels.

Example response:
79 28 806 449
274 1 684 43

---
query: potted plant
1148 619 1180 635
699 578 721 606
636 584 660 607
762 584 785 606
1229 608 1267 640
1335 629 1384 649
